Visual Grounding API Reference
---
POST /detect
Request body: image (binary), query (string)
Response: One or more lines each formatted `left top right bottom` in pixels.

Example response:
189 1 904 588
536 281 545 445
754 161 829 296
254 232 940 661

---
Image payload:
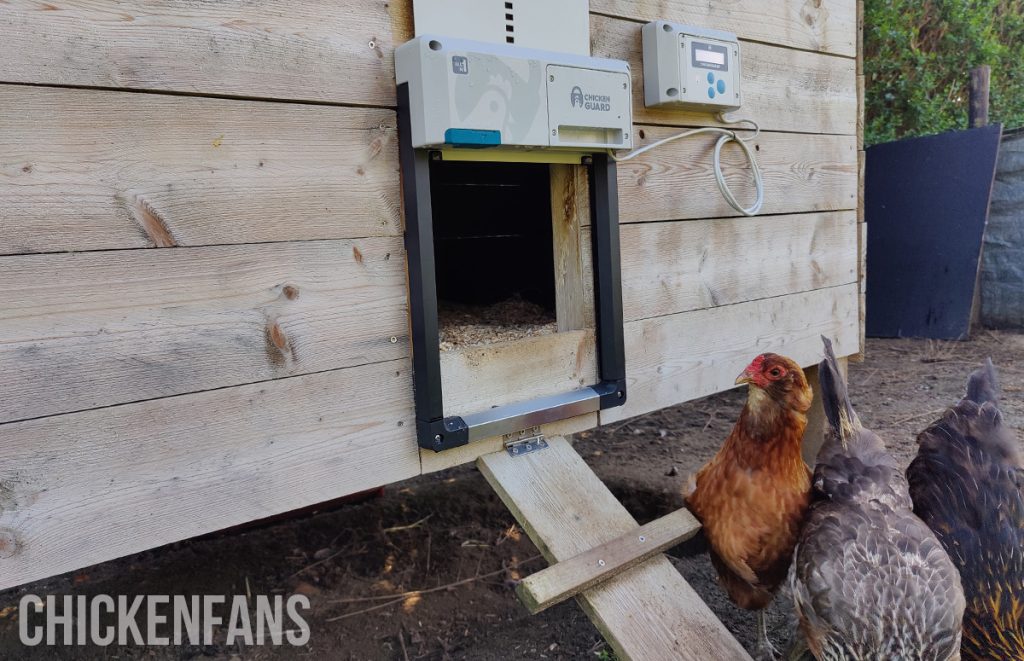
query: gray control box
395 35 632 151
641 21 741 111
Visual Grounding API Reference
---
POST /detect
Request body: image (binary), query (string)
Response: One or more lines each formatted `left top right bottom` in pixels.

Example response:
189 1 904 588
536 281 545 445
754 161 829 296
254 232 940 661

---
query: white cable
609 113 764 217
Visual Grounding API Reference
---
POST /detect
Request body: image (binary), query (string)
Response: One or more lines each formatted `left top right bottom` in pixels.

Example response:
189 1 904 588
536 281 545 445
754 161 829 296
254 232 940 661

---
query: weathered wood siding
0 0 860 588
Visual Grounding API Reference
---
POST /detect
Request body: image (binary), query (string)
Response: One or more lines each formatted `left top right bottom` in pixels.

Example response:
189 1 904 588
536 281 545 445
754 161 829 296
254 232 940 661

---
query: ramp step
517 507 701 614
477 436 752 661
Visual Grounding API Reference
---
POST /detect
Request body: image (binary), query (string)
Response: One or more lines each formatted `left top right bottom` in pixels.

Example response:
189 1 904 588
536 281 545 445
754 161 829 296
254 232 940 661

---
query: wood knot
264 320 297 367
352 246 364 264
268 322 288 351
21 164 32 173
126 195 176 248
800 0 829 27
0 529 21 559
282 285 300 300
367 137 384 160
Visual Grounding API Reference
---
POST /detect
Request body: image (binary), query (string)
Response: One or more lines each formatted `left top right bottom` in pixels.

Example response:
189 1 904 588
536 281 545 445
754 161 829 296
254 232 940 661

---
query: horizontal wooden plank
517 507 702 614
0 358 420 590
478 437 750 660
0 0 408 106
591 0 857 58
600 211 858 322
616 129 858 224
0 85 401 255
441 330 598 417
592 15 857 135
0 238 408 423
602 283 860 423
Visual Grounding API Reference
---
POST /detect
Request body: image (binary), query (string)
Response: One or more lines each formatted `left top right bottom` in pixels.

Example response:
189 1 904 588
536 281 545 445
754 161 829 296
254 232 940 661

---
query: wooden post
801 359 848 465
801 364 824 466
550 164 589 332
968 65 993 333
969 65 991 128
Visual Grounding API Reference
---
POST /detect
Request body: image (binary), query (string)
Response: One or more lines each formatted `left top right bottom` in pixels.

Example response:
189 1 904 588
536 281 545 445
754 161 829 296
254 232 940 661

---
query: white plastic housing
395 35 632 151
642 21 741 111
412 0 590 56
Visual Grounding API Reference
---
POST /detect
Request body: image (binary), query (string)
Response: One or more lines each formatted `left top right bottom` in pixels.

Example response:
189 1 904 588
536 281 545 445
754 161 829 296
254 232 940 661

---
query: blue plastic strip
443 128 501 148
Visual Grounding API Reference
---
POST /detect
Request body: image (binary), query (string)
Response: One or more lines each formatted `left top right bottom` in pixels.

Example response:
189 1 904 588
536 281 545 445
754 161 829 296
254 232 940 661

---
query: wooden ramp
477 436 752 661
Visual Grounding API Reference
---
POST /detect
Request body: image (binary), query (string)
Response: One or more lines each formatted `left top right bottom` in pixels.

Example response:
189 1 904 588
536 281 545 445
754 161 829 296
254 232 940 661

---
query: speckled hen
790 337 965 660
907 359 1024 660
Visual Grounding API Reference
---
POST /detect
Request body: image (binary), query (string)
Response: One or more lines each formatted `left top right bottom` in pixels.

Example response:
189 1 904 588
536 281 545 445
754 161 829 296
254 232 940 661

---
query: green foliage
865 0 1024 145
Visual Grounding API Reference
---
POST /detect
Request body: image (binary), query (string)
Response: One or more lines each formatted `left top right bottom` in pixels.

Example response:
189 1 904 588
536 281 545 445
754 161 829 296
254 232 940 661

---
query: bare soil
1 333 1022 660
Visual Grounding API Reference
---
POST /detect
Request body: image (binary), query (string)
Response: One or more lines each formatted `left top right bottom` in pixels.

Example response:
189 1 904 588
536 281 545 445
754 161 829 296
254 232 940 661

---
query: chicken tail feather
965 357 1000 406
819 336 860 442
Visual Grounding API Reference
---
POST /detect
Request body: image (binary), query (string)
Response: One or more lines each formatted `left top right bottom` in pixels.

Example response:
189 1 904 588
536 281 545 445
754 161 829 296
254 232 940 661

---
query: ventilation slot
505 2 514 43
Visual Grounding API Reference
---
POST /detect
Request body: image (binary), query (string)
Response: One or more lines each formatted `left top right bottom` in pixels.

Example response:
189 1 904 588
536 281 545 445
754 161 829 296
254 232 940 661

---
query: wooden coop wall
0 0 863 589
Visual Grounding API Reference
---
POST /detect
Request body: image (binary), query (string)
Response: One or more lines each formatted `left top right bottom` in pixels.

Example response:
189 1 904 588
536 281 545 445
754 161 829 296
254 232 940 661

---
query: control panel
641 21 741 111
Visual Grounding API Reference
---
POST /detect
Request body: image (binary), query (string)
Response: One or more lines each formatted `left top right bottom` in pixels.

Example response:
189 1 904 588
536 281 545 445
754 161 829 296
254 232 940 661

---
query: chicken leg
755 610 780 661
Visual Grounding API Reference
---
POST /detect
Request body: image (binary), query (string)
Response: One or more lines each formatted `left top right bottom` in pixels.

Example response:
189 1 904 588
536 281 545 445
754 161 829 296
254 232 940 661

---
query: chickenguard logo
570 86 611 112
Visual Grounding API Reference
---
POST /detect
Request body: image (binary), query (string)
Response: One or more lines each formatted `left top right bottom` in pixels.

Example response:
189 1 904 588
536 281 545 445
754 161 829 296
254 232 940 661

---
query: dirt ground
1 333 1022 660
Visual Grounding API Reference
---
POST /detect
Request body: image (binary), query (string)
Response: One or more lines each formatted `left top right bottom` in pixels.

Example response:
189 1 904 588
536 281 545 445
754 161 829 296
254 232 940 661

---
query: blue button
717 79 726 94
707 72 714 84
707 87 715 99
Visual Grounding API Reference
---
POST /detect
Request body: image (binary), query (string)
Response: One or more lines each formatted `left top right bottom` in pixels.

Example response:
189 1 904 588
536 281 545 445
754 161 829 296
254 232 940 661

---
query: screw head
597 559 606 567
617 391 624 398
638 535 646 543
389 336 398 343
549 74 555 82
434 434 442 443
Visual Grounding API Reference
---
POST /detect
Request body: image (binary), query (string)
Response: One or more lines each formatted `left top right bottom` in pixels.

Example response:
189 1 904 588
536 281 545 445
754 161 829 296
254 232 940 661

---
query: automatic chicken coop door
397 0 629 451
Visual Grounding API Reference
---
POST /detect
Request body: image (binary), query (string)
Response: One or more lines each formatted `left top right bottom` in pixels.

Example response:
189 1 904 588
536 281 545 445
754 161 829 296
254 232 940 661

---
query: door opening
430 160 557 350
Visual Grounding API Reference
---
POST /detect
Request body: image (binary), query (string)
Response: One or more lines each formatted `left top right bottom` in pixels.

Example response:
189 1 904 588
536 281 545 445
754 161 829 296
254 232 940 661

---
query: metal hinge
503 427 548 457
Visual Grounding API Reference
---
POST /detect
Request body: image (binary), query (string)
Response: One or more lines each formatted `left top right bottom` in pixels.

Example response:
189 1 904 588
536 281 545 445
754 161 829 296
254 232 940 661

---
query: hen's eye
769 368 782 377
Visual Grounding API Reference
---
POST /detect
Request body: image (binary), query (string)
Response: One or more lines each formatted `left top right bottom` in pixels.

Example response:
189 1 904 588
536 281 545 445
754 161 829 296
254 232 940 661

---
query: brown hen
685 353 813 659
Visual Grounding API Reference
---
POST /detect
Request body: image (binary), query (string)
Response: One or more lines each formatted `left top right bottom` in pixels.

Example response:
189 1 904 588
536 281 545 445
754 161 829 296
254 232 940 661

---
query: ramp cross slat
477 436 752 661
517 507 702 614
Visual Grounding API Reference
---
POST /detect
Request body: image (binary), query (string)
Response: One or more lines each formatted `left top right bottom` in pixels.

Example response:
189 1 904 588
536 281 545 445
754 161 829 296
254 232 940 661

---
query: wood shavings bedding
438 296 557 351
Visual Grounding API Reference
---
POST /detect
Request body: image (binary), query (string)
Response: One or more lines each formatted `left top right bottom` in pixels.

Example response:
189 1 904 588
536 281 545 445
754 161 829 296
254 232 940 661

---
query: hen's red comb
747 354 767 373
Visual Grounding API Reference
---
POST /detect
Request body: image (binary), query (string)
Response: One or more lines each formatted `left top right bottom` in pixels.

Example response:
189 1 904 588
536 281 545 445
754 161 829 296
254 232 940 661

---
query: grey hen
790 337 965 660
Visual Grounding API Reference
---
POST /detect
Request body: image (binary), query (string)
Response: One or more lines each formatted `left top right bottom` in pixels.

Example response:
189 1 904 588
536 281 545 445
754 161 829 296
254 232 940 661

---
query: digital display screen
691 41 729 71
695 49 725 66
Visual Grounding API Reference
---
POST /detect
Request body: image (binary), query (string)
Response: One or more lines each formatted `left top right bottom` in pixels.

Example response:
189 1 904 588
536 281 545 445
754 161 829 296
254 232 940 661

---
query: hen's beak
735 368 754 385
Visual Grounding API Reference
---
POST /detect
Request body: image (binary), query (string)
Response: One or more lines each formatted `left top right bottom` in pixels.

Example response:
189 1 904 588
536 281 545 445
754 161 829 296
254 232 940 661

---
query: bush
865 0 1024 145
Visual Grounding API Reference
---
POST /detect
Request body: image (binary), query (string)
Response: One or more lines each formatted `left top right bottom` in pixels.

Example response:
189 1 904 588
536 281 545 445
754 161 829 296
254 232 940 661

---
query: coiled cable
608 113 764 217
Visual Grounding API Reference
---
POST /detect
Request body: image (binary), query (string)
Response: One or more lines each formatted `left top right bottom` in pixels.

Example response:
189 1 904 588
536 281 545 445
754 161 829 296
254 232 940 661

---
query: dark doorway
430 160 557 348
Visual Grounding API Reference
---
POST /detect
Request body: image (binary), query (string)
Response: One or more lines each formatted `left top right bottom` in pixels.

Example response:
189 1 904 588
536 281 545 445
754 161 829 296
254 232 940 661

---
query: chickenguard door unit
396 0 630 451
